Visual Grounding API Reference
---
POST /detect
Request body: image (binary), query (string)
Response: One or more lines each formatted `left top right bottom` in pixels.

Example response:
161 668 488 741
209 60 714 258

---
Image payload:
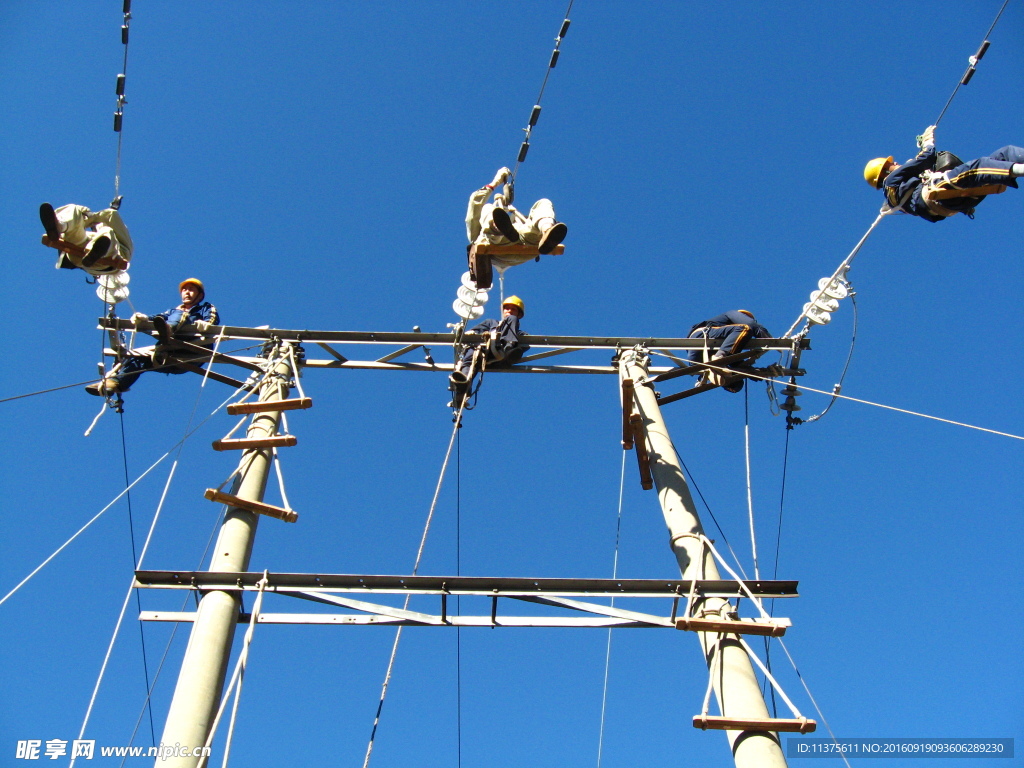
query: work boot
82 235 111 267
490 208 520 242
39 203 61 241
152 315 172 345
450 368 470 386
722 378 744 393
85 378 120 396
538 222 567 255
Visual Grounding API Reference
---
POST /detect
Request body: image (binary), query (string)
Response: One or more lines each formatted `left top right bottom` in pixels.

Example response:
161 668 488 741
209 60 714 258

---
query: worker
466 168 567 265
449 295 529 398
688 310 771 392
864 126 1024 221
39 201 133 275
86 278 220 396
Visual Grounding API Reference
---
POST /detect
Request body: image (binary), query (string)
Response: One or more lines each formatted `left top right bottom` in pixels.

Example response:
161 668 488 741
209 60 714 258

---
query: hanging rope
361 395 473 768
509 1 575 182
596 450 627 768
933 0 1011 128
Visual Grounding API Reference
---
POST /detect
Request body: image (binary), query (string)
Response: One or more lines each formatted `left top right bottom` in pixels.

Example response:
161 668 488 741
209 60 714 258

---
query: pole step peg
204 488 297 523
226 397 313 415
692 715 816 734
212 435 297 451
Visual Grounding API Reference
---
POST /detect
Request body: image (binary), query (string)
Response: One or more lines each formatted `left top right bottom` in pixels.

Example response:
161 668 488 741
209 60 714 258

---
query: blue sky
1 2 1022 766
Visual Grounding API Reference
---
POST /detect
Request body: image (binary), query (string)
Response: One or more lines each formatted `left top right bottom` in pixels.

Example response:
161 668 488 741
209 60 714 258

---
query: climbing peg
113 112 123 132
973 40 990 61
116 74 126 96
529 105 541 127
961 67 977 85
121 25 129 44
517 141 530 163
122 0 131 13
549 50 560 68
558 19 571 39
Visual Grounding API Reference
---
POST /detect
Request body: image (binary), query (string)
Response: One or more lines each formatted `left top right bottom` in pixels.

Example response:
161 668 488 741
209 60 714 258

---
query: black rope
509 0 575 181
934 0 1010 127
118 411 157 745
674 450 748 580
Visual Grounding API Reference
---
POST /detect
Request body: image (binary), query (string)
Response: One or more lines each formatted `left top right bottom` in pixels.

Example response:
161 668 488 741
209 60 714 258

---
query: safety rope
509 1 575 182
361 394 473 768
70 368 247 766
196 573 270 768
118 513 227 766
595 450 627 768
118 411 156 744
743 385 760 580
933 0 1011 128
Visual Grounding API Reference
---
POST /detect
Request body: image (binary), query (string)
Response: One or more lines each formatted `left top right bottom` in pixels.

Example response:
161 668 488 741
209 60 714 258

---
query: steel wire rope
0 343 264 405
508 0 575 183
69 336 240 766
361 394 473 768
933 0 1011 129
113 0 132 197
595 450 627 768
681 360 1024 441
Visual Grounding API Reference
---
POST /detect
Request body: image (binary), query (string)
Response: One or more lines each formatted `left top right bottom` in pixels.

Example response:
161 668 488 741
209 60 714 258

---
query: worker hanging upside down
466 167 568 262
864 126 1024 221
688 310 771 393
449 295 529 400
87 278 220 396
39 201 133 275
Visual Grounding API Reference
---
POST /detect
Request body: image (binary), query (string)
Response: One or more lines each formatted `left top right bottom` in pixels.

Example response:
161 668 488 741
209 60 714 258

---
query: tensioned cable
361 394 472 768
934 0 1011 128
113 0 132 197
596 450 627 768
688 361 1024 441
509 0 575 182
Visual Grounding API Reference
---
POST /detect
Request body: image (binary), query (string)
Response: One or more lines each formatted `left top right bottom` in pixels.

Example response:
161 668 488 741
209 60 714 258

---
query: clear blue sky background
2 2 1022 766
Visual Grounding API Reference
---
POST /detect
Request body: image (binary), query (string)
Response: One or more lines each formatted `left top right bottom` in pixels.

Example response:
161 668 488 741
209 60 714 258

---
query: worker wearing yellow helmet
449 295 529 400
865 125 1024 222
86 278 221 397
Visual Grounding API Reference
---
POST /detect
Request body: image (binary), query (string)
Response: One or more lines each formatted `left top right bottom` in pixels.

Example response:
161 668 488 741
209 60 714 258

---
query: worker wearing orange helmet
864 126 1024 222
86 278 221 396
450 295 529 397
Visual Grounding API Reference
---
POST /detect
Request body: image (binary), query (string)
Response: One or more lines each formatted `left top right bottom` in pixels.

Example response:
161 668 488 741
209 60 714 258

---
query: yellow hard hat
179 278 205 294
863 157 894 189
502 295 525 316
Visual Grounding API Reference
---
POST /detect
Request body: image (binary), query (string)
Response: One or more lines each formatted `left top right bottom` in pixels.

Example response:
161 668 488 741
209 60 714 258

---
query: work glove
194 320 212 333
489 167 511 188
918 125 936 151
131 312 148 326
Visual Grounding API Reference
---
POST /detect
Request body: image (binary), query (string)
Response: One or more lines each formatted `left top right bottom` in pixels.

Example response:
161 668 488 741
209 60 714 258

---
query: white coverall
55 204 133 275
465 175 558 270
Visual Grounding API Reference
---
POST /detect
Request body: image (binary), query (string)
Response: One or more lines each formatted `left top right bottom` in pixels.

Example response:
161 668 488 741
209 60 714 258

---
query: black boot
538 222 567 254
491 208 520 242
82 236 111 267
39 203 61 241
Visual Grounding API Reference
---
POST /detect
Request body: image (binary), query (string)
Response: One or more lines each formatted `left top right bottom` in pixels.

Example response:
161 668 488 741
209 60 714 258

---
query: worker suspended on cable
688 310 771 393
87 278 220 397
39 201 132 275
864 126 1024 221
449 295 529 398
466 168 568 267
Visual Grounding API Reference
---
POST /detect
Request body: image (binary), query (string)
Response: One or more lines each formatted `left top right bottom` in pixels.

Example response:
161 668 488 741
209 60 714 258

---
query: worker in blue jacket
87 278 221 396
449 295 528 397
687 309 770 393
864 126 1024 221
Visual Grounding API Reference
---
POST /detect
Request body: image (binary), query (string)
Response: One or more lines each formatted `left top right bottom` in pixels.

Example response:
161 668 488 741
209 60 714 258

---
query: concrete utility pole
158 344 295 767
618 347 788 768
